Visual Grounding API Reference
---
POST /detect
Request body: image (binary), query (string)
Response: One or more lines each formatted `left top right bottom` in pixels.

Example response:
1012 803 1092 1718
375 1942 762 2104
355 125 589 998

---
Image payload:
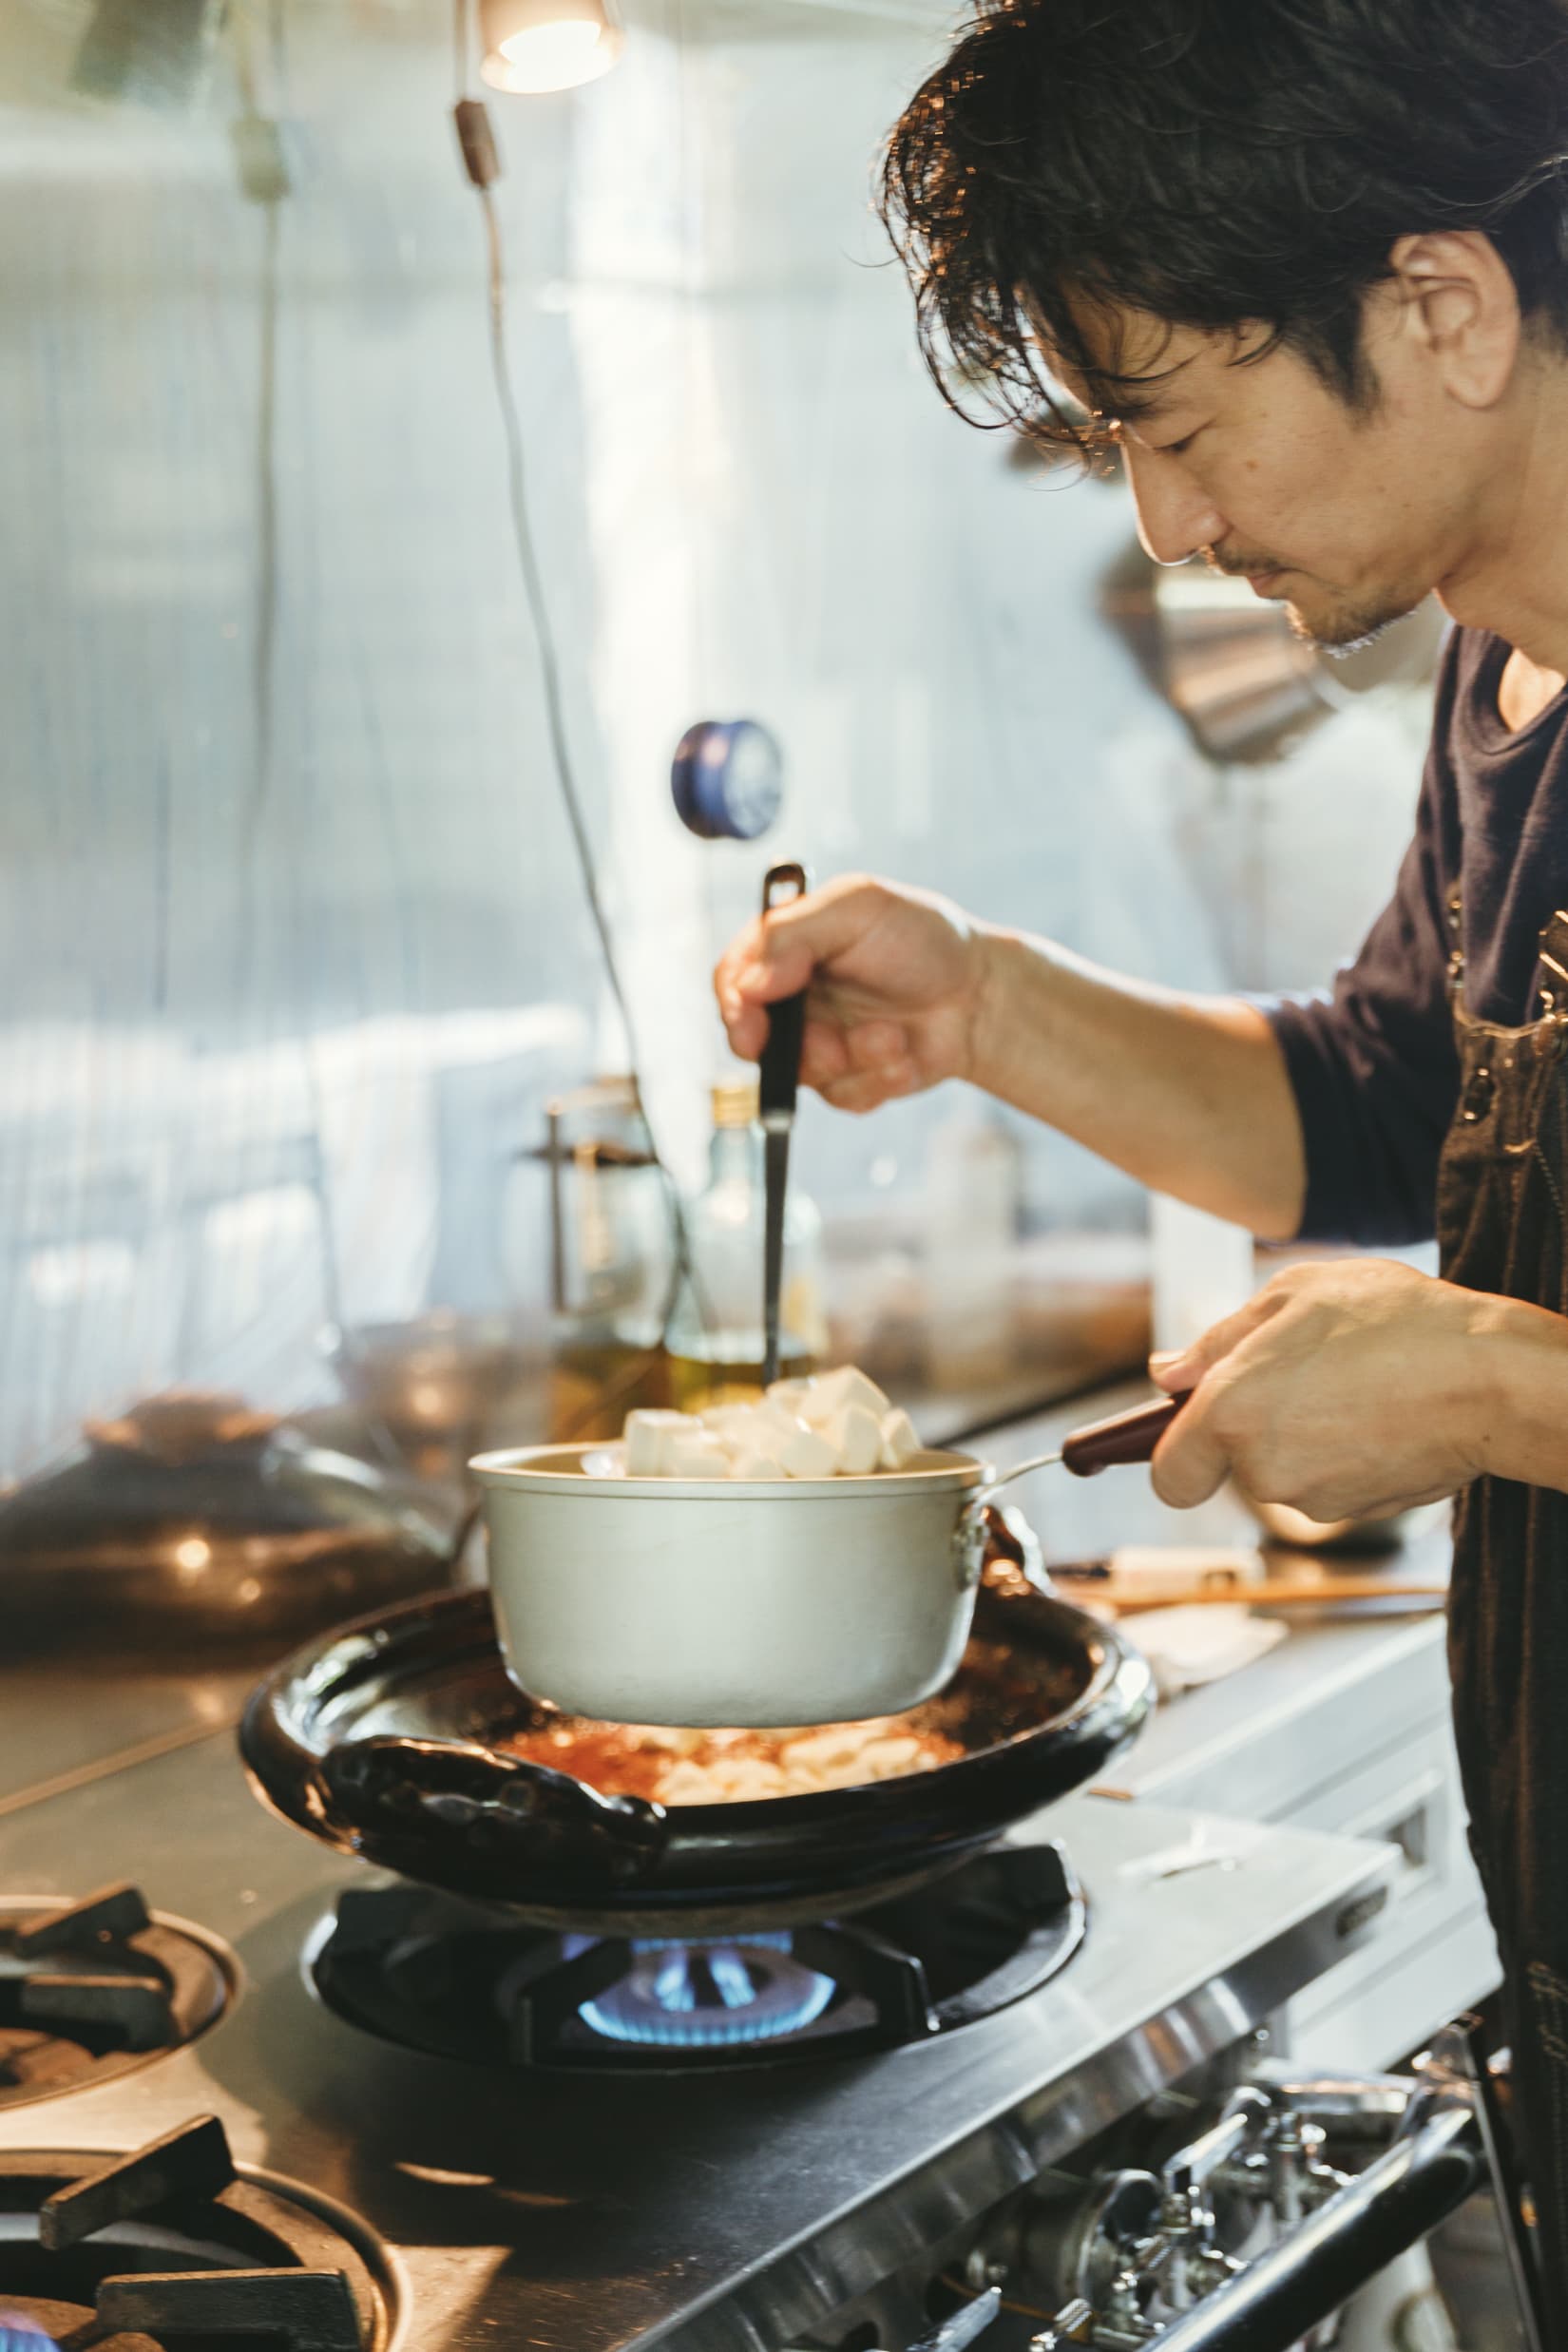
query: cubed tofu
728 1444 789 1481
777 1420 840 1479
701 1403 765 1440
765 1377 816 1411
820 1401 884 1475
624 1408 699 1476
739 1395 797 1442
663 1429 733 1479
798 1365 890 1427
878 1407 921 1469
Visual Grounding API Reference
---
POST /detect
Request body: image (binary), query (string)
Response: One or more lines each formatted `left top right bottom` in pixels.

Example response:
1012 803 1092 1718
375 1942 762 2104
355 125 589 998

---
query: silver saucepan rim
469 1441 991 1501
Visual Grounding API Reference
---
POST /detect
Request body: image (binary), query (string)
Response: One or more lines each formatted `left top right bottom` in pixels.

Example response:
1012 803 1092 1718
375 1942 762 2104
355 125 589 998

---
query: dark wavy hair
880 0 1568 457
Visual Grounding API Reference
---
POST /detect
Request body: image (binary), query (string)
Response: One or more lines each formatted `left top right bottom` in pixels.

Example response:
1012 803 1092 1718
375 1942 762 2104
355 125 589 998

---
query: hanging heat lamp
479 0 624 93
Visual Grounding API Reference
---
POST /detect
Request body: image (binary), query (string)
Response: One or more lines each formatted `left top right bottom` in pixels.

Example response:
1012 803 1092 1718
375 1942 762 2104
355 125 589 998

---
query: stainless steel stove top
0 1724 1395 2351
0 1645 255 1811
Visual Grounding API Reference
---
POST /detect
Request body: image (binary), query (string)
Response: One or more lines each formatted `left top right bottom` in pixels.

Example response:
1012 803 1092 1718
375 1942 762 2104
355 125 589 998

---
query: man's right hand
714 874 990 1114
716 866 1305 1236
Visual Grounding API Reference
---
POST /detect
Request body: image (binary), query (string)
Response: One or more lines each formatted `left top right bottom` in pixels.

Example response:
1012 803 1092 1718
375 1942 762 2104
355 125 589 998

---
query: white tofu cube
821 1401 884 1475
766 1377 816 1412
729 1444 789 1481
623 1409 698 1476
777 1420 840 1479
878 1408 921 1469
701 1403 765 1440
798 1365 890 1427
752 1393 806 1435
664 1429 732 1479
710 1400 800 1460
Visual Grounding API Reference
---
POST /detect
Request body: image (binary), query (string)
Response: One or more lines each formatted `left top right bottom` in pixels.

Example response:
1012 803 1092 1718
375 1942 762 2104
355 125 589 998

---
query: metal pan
473 1442 989 1728
471 1394 1184 1729
238 1573 1153 1936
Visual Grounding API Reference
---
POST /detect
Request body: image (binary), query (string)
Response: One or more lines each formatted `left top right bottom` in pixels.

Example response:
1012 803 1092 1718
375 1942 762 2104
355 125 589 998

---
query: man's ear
1385 229 1522 410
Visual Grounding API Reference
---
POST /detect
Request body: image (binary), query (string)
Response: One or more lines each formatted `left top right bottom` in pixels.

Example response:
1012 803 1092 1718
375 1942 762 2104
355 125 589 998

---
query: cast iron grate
0 2116 381 2347
0 1888 228 2111
313 1840 1086 2074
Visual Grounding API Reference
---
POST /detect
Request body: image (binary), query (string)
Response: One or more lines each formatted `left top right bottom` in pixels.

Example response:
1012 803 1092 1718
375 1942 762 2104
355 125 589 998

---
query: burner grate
0 1888 228 2112
0 2120 383 2349
314 1841 1087 2074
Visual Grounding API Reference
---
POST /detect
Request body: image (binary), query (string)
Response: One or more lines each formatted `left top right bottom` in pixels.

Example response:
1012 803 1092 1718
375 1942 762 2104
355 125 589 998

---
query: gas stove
0 1711 1412 2352
310 1840 1086 2071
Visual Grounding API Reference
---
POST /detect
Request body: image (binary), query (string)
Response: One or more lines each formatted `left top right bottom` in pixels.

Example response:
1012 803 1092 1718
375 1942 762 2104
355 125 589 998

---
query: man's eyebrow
1081 390 1176 439
1095 359 1196 422
1035 343 1198 442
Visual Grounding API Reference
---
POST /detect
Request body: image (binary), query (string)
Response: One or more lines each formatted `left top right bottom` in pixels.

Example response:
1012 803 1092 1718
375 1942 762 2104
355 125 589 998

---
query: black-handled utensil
757 861 809 1386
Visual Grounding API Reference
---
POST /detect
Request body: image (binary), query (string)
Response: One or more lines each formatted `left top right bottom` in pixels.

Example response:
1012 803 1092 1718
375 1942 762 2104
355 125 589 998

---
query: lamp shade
479 0 623 93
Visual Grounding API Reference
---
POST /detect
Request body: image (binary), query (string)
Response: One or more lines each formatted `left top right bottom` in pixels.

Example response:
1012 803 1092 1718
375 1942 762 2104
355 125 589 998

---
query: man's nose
1122 445 1228 567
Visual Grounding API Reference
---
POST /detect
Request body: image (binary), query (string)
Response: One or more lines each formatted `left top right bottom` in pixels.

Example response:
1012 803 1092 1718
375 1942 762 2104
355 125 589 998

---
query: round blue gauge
670 718 784 842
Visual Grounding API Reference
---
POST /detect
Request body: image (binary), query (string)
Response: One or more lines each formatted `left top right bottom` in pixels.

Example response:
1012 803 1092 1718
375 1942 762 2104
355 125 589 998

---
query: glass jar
664 1078 827 1411
538 1079 675 1442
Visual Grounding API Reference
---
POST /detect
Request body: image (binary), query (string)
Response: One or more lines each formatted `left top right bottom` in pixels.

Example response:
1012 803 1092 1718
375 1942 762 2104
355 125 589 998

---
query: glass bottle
664 1078 827 1411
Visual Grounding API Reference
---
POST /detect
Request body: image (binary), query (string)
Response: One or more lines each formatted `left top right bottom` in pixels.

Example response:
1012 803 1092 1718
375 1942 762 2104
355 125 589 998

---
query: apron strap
1537 910 1568 1012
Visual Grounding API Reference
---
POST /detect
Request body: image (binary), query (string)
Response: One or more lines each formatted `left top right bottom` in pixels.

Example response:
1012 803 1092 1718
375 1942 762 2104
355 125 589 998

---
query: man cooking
714 0 1568 2324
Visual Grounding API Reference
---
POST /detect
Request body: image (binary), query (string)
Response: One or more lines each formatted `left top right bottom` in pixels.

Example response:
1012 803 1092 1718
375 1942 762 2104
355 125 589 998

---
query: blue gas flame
0 2322 64 2352
563 1930 835 2048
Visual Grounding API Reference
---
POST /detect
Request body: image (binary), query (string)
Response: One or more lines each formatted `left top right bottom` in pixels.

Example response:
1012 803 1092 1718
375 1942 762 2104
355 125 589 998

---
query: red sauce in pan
501 1717 965 1806
496 1640 1081 1806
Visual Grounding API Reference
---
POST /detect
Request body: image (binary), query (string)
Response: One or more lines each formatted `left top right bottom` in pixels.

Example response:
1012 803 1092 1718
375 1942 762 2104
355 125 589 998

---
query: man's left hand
1147 1257 1501 1520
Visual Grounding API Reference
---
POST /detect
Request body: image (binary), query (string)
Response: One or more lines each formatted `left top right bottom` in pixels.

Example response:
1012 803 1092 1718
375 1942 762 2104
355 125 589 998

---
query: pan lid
0 1389 450 1626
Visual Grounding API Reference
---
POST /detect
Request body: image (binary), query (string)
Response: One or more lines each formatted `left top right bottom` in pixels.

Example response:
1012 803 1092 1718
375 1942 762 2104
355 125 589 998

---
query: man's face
1063 302 1487 650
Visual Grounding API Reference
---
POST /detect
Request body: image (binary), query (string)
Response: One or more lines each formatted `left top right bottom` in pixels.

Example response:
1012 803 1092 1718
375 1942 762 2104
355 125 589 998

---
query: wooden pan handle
1061 1393 1187 1478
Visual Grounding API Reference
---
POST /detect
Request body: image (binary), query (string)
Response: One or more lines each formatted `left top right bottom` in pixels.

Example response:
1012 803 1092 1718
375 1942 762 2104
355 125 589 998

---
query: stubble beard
1283 586 1423 657
1200 544 1422 656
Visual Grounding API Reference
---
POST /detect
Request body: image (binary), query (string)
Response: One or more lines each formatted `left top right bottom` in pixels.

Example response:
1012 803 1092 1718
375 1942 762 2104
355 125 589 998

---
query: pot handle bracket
952 1396 1189 1594
953 1501 1048 1597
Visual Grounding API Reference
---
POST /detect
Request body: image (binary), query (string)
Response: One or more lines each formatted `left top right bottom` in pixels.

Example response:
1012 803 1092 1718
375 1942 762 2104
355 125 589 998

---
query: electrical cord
469 178 647 1088
453 0 469 102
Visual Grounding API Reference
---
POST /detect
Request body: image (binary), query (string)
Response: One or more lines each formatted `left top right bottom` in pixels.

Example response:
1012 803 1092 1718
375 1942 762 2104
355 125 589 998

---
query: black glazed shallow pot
239 1578 1152 1935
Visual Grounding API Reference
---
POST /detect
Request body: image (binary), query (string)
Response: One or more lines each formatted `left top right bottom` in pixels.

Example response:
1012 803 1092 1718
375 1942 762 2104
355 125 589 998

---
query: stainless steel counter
0 1644 258 1811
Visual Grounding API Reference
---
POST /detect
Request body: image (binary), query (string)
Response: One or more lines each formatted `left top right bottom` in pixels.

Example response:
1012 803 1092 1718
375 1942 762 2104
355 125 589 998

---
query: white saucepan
471 1394 1180 1729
